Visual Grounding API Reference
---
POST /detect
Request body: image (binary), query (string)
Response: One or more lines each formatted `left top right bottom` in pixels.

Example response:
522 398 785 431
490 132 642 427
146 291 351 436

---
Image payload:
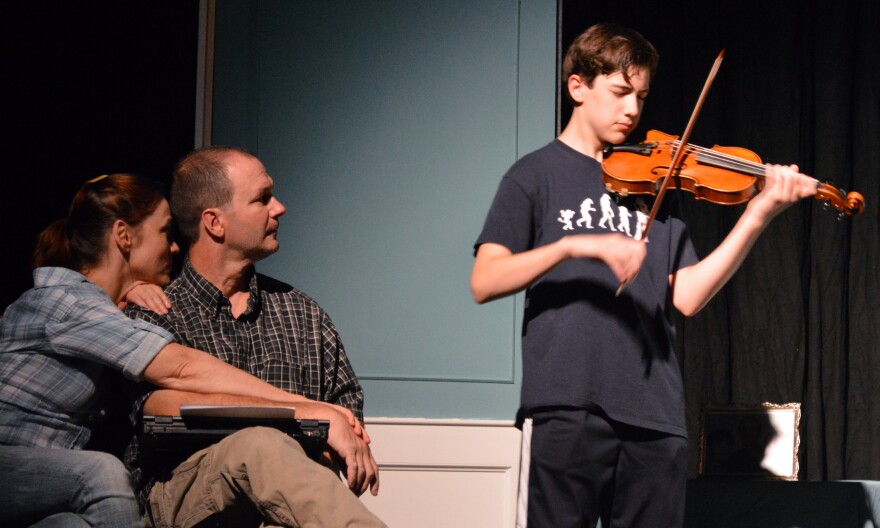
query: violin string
655 140 861 214
668 141 764 172
666 140 766 177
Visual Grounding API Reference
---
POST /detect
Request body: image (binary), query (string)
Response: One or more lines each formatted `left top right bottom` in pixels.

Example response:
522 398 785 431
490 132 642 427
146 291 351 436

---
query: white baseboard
359 418 523 527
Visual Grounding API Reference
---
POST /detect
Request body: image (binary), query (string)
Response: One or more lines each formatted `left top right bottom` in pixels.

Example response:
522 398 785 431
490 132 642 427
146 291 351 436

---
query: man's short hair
562 22 659 106
172 146 255 246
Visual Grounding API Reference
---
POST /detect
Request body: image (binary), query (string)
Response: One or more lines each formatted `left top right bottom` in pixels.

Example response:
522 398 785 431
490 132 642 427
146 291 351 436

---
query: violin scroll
816 183 865 219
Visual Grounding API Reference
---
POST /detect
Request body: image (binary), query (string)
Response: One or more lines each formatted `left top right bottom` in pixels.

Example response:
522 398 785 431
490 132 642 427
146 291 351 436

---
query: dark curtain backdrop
2 1 198 311
560 0 880 480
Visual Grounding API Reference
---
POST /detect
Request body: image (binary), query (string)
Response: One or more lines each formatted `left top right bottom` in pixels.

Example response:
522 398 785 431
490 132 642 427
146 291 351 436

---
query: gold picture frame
698 402 801 480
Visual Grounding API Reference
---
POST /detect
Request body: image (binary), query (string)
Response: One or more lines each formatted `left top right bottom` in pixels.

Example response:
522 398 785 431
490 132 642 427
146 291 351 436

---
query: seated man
125 146 384 528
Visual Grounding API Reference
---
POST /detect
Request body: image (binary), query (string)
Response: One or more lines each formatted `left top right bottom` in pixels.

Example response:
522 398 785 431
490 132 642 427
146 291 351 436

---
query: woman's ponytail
32 218 75 269
30 174 165 273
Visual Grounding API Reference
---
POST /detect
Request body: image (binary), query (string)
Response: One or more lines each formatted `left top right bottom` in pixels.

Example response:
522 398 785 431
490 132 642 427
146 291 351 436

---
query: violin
602 129 865 219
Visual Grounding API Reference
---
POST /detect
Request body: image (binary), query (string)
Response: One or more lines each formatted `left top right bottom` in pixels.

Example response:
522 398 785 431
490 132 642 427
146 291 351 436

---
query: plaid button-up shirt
0 267 172 449
124 258 366 502
126 257 365 419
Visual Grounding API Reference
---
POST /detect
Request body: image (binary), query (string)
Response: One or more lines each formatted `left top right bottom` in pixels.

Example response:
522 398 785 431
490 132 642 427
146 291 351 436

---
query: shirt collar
179 256 262 319
33 267 92 288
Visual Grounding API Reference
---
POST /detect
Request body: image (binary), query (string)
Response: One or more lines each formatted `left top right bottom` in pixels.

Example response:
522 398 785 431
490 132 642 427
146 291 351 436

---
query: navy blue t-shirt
475 140 699 437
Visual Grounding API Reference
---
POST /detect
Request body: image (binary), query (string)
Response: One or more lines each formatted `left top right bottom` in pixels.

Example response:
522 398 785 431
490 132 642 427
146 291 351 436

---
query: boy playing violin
471 22 818 528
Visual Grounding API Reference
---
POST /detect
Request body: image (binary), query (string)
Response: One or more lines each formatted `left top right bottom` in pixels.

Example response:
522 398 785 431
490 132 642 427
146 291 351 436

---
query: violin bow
642 49 725 237
617 49 725 296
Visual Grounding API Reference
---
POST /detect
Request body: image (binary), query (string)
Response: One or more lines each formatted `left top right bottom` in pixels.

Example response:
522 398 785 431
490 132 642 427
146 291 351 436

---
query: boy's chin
605 133 630 146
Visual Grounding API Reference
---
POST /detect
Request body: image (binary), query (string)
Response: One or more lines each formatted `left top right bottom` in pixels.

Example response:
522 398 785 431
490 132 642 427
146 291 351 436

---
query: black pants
525 408 688 528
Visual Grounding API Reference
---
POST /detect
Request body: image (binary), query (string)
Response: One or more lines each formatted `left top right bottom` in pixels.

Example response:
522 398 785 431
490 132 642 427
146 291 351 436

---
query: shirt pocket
256 355 316 400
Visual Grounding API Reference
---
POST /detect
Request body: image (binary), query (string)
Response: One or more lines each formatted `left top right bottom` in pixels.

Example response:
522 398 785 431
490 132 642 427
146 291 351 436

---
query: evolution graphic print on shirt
475 139 700 437
558 192 650 241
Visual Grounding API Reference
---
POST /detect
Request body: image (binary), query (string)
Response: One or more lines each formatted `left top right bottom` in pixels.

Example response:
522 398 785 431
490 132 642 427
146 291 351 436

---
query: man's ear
568 74 588 105
202 208 225 239
112 219 132 256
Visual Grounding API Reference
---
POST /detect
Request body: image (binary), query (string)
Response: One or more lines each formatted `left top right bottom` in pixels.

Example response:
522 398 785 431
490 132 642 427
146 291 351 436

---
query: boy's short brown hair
562 22 659 105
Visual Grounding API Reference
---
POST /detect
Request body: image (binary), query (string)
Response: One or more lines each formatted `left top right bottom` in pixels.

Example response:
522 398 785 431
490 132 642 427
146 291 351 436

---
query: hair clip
88 174 109 184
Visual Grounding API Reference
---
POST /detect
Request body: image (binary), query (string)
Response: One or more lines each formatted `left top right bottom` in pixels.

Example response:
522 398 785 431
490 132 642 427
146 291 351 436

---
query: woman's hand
118 281 172 314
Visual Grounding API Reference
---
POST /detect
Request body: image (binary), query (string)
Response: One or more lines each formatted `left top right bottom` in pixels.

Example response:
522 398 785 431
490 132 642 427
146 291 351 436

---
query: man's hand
295 401 380 496
318 402 371 444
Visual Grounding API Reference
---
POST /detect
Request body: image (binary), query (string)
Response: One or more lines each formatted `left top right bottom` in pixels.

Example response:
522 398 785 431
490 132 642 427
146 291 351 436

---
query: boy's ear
567 74 588 105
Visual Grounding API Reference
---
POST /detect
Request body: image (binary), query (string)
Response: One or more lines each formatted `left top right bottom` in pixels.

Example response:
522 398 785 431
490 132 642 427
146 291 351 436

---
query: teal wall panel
213 0 556 419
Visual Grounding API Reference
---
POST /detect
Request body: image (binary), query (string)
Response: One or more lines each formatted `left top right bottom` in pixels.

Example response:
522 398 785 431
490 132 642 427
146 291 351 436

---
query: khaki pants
145 427 386 528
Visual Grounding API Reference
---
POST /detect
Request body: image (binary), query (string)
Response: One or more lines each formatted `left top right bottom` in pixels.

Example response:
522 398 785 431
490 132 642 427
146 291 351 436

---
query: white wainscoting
359 418 523 527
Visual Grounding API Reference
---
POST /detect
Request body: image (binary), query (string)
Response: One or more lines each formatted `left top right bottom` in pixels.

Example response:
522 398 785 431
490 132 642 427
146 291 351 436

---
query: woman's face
128 199 179 286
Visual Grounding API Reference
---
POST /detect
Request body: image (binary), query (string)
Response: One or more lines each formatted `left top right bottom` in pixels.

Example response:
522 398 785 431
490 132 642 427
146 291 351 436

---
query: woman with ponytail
0 175 337 527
